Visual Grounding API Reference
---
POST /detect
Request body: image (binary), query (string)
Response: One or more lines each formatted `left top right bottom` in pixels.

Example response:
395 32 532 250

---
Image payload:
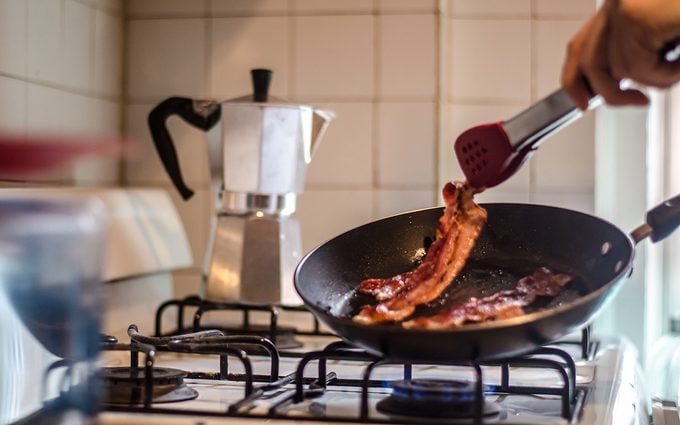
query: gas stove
87 296 676 425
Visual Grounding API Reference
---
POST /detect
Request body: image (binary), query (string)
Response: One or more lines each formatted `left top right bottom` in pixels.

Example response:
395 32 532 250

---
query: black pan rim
294 202 636 334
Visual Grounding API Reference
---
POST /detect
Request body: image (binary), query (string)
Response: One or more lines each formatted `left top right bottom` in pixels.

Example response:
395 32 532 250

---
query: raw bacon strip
353 181 487 325
402 267 572 330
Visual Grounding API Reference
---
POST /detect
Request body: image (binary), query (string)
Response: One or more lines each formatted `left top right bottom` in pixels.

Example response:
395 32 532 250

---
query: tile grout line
125 10 438 21
125 13 591 21
444 7 455 189
372 2 380 218
120 2 132 186
434 3 443 203
0 70 122 103
58 0 66 129
71 0 122 18
88 2 97 104
21 0 29 134
288 0 295 100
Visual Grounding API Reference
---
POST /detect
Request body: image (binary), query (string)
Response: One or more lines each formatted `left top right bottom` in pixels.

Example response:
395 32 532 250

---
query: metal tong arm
502 89 600 152
504 39 680 153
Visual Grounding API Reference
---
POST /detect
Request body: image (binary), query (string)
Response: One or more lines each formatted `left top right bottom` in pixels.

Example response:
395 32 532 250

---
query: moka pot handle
148 97 221 200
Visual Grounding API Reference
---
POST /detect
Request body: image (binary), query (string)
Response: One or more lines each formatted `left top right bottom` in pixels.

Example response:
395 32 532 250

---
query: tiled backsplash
123 0 597 298
0 0 599 303
0 0 123 185
442 0 596 212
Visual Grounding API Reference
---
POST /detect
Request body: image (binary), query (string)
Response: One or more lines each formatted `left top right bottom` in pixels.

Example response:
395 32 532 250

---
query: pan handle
631 193 680 244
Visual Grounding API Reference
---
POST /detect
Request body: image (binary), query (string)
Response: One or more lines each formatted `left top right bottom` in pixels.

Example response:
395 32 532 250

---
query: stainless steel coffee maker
148 69 334 305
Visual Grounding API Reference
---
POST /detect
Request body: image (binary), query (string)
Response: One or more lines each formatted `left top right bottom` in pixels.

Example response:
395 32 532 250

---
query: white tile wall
210 0 290 17
0 76 26 132
444 1 595 211
165 185 213 269
530 191 594 213
449 0 531 18
93 0 122 14
306 102 373 186
210 17 290 99
93 9 123 97
127 19 207 102
63 0 93 91
533 112 595 193
0 0 124 186
534 20 583 99
61 93 100 133
293 16 374 100
376 189 436 217
475 189 531 204
533 0 595 19
378 14 437 99
293 0 374 14
62 95 121 185
26 84 63 134
377 102 436 186
449 19 532 103
0 0 28 76
296 189 374 250
126 0 208 18
27 0 63 84
123 0 598 261
377 0 437 14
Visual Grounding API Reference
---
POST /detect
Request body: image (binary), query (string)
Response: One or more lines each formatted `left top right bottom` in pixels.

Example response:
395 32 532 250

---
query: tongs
454 88 600 190
455 41 680 190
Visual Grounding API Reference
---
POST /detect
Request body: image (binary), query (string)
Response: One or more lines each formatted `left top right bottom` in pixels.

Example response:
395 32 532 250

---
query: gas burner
101 367 198 405
377 379 500 419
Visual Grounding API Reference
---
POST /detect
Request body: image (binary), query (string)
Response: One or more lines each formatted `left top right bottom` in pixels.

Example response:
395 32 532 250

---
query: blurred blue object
0 197 106 424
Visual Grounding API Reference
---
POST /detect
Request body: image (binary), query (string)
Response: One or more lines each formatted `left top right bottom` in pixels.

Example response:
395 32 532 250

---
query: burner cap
377 379 499 419
101 367 198 405
102 367 186 385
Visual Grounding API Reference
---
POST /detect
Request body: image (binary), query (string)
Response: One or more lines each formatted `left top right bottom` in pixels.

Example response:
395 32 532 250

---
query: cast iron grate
102 324 590 424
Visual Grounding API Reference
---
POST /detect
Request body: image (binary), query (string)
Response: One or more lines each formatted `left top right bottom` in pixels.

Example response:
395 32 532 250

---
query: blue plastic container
0 197 106 424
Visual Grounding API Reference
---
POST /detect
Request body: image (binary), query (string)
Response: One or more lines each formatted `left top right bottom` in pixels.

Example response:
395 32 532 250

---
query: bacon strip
353 181 487 325
402 267 572 329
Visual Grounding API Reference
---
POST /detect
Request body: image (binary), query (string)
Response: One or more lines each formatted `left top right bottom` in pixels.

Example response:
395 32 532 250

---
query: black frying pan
294 195 680 362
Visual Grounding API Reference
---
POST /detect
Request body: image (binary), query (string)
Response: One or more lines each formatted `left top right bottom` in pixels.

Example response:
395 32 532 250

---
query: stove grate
102 317 593 423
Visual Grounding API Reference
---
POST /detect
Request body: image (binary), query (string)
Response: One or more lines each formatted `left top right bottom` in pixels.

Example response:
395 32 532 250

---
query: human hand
561 0 680 109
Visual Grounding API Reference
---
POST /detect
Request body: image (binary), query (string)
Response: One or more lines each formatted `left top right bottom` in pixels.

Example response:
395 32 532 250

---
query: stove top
92 313 634 425
15 296 670 425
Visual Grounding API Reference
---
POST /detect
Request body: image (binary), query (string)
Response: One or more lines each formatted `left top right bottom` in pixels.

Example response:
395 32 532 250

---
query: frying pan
294 194 680 362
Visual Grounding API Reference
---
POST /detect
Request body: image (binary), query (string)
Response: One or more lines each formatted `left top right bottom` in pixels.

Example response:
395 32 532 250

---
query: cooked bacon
353 181 487 325
402 267 572 329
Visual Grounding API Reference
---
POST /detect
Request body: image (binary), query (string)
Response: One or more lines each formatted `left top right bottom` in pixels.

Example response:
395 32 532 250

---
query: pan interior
296 203 632 330
334 256 590 321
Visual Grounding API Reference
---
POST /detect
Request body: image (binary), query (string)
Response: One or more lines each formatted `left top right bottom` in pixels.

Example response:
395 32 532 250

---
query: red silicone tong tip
454 122 535 190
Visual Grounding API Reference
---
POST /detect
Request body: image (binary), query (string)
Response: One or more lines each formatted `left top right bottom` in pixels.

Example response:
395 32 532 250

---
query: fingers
583 11 650 106
561 17 596 109
609 16 680 89
629 60 680 88
562 8 650 108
